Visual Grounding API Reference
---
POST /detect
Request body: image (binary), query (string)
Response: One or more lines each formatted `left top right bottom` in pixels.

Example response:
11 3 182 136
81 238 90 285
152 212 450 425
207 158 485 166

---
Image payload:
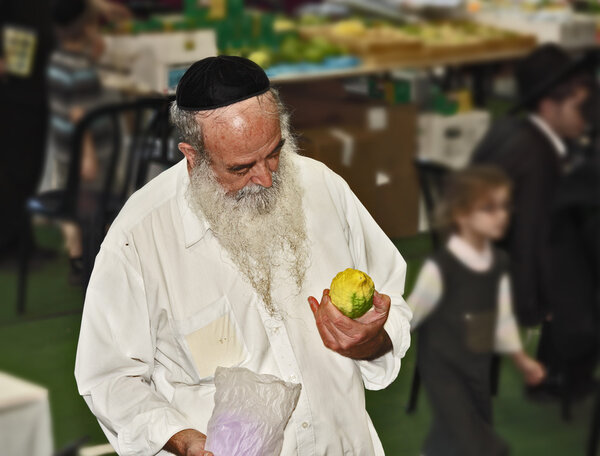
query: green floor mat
0 226 593 454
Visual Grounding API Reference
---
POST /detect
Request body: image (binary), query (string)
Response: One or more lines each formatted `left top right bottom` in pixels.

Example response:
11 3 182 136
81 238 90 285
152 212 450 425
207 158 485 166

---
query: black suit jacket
471 118 562 327
473 119 598 360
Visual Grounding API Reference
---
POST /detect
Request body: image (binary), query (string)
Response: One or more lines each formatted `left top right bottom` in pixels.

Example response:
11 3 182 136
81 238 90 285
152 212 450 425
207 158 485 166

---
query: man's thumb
372 291 390 313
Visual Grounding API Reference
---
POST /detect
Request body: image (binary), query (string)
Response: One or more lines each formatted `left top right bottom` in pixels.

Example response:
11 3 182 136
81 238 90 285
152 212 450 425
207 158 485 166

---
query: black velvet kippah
175 56 271 111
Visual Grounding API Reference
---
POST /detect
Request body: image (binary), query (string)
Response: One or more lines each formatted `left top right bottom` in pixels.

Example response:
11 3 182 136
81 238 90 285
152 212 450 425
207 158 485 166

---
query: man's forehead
202 109 281 161
199 93 277 123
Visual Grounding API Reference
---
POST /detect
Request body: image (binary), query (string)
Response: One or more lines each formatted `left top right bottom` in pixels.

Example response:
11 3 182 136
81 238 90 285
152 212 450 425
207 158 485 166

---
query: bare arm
90 0 132 21
511 351 546 386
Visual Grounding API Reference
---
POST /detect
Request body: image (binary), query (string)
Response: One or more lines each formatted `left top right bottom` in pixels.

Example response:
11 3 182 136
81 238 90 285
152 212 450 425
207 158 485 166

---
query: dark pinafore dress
417 247 510 456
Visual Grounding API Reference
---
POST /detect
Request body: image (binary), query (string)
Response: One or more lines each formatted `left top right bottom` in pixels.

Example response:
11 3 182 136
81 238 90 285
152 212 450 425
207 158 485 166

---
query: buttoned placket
256 303 317 455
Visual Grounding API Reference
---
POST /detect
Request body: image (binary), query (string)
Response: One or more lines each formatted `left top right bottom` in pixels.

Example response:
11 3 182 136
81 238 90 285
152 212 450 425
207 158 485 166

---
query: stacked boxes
287 92 420 238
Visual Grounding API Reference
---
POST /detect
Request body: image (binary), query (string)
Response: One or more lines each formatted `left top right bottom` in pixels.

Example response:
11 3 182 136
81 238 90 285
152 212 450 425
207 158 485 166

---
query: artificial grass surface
0 226 593 455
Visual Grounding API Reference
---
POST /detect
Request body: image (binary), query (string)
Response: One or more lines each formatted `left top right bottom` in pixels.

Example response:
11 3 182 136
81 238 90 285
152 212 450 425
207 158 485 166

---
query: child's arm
407 260 442 330
495 274 546 386
494 275 522 353
511 351 546 386
71 106 99 182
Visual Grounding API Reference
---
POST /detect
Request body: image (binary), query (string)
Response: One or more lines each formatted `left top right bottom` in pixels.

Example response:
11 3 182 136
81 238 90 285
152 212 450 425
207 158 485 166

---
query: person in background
472 44 597 399
408 166 545 456
0 0 54 264
42 0 125 284
0 0 129 268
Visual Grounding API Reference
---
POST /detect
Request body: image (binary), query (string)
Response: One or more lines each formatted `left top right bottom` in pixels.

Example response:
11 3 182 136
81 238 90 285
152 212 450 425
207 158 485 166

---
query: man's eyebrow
226 138 285 172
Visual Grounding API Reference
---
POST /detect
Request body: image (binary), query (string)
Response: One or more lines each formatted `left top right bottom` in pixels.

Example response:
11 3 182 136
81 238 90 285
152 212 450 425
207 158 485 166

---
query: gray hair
170 88 290 160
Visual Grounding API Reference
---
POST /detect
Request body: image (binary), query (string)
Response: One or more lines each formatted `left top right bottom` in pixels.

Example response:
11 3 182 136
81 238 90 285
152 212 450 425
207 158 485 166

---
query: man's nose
250 161 273 188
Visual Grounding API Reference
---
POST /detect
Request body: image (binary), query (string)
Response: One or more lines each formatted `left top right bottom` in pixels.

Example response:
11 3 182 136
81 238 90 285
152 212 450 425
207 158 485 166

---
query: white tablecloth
0 372 53 456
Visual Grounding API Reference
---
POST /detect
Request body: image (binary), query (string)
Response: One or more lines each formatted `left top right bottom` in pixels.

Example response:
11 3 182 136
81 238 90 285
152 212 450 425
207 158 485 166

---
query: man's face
552 86 590 139
201 98 284 196
184 98 308 316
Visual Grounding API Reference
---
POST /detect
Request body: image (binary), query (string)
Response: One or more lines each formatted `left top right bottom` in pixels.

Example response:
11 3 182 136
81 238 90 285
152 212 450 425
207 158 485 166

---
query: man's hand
308 289 392 360
164 429 213 456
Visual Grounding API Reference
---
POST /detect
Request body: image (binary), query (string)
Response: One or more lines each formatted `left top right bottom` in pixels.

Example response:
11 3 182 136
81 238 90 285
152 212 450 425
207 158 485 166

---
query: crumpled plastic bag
205 366 302 456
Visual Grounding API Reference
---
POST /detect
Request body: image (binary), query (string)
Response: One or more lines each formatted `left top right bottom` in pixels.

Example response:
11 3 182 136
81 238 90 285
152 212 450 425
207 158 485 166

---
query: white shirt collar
447 234 493 272
529 114 568 158
175 158 211 248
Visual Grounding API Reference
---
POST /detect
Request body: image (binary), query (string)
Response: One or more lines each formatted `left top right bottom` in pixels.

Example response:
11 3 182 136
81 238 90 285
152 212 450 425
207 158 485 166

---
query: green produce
248 50 272 68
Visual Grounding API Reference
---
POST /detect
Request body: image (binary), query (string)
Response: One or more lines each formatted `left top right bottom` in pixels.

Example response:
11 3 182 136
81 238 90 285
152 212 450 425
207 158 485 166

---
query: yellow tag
3 26 38 77
208 0 226 20
184 39 195 51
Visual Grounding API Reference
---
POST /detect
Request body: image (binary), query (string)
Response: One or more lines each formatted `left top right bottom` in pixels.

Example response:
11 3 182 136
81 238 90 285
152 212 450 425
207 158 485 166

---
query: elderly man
75 56 411 456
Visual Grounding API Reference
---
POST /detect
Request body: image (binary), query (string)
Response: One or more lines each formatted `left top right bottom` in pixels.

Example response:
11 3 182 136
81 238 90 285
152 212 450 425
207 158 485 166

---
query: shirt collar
529 114 568 158
447 234 493 272
175 158 211 248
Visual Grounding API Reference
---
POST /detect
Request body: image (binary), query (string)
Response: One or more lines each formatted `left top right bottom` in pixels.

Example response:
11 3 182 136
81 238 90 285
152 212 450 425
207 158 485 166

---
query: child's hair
52 0 96 42
434 165 512 235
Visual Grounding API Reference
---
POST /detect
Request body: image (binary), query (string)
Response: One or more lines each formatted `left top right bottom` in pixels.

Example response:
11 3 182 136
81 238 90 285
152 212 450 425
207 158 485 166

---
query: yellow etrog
329 268 374 319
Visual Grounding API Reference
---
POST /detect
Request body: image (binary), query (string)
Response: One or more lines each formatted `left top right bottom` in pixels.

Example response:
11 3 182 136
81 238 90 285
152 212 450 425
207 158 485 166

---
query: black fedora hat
510 44 591 114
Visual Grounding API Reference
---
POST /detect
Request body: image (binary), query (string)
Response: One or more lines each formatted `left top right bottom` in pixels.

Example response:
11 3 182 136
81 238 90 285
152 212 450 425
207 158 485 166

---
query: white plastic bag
205 367 302 456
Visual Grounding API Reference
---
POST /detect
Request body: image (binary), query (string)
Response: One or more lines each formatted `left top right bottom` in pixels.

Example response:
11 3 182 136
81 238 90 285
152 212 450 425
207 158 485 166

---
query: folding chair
406 157 450 414
17 96 175 314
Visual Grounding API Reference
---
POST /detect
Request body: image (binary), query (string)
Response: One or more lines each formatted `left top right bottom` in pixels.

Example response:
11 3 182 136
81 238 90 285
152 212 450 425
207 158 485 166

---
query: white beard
186 136 308 317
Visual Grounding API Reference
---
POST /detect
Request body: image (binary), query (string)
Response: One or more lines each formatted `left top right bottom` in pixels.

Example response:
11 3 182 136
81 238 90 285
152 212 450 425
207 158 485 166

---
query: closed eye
226 139 285 175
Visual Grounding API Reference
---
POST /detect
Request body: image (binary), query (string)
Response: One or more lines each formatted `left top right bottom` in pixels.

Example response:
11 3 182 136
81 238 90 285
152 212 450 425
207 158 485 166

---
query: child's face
457 186 511 241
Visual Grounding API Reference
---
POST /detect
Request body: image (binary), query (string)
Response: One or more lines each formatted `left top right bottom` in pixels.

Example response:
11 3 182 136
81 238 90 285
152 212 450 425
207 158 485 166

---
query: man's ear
178 142 197 168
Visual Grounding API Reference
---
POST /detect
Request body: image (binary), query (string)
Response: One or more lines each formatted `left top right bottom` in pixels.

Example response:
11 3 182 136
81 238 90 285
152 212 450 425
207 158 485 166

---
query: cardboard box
418 110 490 169
298 110 419 238
279 81 418 132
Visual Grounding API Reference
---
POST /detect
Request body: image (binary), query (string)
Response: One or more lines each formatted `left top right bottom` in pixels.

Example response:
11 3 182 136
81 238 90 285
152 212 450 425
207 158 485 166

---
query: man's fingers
372 291 391 314
307 296 319 315
315 311 340 350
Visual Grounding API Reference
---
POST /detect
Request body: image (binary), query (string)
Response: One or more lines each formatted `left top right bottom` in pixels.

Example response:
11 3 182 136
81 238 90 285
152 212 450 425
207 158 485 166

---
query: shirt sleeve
494 274 523 353
406 260 442 330
329 174 412 391
74 242 191 456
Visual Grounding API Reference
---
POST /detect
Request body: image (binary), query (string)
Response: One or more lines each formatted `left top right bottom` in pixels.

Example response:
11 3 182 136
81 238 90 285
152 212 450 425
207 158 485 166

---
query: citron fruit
329 268 374 319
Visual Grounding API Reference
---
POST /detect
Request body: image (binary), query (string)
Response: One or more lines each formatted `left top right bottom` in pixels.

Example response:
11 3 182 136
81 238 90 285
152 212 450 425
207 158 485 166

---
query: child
408 166 545 456
42 0 116 284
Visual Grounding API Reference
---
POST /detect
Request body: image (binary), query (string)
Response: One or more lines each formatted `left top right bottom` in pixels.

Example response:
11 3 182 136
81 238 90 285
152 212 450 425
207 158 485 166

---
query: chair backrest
66 96 178 220
414 157 451 247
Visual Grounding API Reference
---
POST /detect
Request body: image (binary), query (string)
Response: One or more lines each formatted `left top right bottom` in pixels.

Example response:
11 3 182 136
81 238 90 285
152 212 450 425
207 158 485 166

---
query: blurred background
0 0 598 455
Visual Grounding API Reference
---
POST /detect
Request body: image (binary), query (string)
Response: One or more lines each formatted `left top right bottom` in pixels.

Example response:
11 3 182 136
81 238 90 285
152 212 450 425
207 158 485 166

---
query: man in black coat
472 44 598 398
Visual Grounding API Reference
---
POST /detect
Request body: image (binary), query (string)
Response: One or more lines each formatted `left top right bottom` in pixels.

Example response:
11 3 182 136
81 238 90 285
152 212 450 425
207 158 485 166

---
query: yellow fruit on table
273 18 296 33
247 50 272 69
332 19 366 37
329 268 375 319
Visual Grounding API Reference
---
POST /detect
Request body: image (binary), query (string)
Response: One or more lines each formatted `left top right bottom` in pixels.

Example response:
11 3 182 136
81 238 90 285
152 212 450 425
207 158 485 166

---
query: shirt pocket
176 295 249 379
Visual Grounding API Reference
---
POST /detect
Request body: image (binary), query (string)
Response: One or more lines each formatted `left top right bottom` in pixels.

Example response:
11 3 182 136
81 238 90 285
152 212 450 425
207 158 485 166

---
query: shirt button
302 422 309 429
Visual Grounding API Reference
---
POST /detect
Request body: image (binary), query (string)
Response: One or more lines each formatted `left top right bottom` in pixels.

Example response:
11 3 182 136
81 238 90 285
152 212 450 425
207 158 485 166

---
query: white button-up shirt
529 114 567 158
75 154 412 456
